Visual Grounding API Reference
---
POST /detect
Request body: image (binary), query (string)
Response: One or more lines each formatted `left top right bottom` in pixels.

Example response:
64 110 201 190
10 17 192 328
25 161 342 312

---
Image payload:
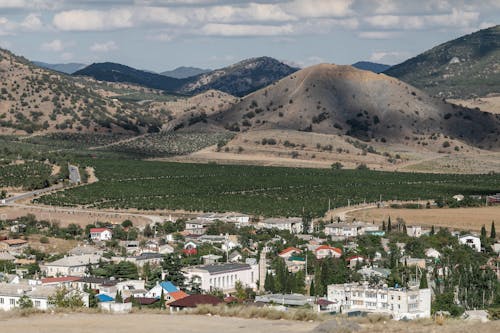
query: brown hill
213 64 500 151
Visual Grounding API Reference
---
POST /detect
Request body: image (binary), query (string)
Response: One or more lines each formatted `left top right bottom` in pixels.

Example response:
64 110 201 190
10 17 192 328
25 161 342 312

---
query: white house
89 228 112 241
314 245 342 259
407 226 423 238
327 283 431 320
459 235 481 252
425 248 441 259
324 222 377 238
185 219 212 235
258 218 303 234
182 262 259 292
278 247 302 259
41 254 103 277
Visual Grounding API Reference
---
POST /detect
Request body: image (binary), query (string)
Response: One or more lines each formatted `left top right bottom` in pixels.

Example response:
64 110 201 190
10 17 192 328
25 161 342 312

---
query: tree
235 281 247 301
419 271 428 289
382 220 386 231
159 289 165 310
143 224 154 238
18 295 33 309
387 216 392 233
115 290 123 303
430 225 435 236
331 162 343 170
48 287 84 308
264 272 275 293
162 254 185 288
121 220 133 228
309 279 315 296
491 221 496 239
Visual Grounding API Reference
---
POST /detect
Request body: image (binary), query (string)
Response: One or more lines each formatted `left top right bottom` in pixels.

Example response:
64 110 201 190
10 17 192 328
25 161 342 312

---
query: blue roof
97 294 114 302
160 281 179 293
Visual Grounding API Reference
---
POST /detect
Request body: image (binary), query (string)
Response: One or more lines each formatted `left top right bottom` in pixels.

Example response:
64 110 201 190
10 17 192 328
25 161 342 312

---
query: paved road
2 183 65 204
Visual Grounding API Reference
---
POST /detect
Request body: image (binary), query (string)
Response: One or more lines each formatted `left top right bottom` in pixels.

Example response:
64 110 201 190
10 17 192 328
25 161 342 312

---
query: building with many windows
182 262 259 292
327 283 431 320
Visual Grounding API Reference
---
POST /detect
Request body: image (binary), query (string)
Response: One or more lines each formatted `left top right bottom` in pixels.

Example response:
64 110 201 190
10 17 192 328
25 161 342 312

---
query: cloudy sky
0 0 498 71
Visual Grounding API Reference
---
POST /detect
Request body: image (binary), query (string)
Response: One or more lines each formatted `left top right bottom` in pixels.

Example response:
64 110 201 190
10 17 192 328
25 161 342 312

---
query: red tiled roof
169 290 188 301
41 276 80 284
90 228 111 233
278 247 302 256
124 297 159 305
169 294 222 308
315 245 342 254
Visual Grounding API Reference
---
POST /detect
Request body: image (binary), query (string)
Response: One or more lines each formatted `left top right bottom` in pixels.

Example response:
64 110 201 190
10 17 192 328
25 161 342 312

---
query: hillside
213 64 500 151
161 66 211 79
385 25 500 98
32 61 86 74
178 57 299 97
352 61 391 73
73 62 188 92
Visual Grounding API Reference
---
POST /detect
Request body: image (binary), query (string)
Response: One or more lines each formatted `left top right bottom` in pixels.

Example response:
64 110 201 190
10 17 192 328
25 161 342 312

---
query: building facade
327 283 431 320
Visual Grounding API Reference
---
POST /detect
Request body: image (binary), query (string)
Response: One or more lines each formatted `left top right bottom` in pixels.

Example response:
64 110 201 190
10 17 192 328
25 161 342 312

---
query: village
0 202 499 322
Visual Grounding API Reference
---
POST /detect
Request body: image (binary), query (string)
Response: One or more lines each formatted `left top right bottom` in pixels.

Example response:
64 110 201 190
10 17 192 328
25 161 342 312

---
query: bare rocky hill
213 64 500 151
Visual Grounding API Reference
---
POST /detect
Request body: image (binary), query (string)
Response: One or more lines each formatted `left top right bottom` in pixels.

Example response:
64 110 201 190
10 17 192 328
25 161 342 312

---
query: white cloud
358 31 399 39
202 23 294 37
90 41 118 52
285 0 354 18
53 9 134 31
20 13 43 31
41 39 64 52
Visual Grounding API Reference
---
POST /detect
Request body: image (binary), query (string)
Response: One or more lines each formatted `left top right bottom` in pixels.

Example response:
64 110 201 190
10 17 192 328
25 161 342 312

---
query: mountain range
161 66 211 79
74 57 298 97
32 61 87 74
351 61 391 73
385 25 500 98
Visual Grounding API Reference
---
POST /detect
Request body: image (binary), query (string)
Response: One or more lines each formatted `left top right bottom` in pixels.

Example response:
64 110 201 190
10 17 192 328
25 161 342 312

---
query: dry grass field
348 206 500 231
448 95 500 115
0 312 498 333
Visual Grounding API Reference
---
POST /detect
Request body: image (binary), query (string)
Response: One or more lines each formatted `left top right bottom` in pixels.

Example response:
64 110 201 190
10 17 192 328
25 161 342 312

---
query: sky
0 0 498 72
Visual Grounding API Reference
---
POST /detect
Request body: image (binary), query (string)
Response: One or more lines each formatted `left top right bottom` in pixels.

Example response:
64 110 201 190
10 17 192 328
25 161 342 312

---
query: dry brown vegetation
348 206 500 231
448 95 500 115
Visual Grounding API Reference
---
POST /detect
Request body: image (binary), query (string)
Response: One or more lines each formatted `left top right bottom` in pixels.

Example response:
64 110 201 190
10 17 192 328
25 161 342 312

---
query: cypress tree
387 216 392 233
159 289 165 310
491 221 496 239
430 225 435 236
310 279 315 296
382 221 386 231
481 225 487 240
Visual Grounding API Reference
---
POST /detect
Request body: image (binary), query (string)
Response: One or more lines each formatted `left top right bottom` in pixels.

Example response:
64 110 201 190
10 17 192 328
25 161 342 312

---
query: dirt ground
0 313 316 333
348 206 500 232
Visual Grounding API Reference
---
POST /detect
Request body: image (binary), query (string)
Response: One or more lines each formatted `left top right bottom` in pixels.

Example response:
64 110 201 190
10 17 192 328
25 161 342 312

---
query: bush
40 236 49 244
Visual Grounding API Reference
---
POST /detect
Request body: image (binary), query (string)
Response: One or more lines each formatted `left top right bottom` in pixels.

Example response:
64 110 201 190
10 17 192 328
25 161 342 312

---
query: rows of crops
101 132 235 157
0 162 53 189
25 133 133 149
35 159 500 217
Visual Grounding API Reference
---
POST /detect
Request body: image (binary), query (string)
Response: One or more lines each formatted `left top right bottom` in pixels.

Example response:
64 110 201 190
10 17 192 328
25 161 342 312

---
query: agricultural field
0 162 53 190
101 131 235 157
35 159 500 217
25 132 134 150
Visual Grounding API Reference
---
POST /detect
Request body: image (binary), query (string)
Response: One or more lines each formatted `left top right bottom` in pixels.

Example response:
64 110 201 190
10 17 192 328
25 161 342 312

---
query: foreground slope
385 25 500 98
214 64 500 150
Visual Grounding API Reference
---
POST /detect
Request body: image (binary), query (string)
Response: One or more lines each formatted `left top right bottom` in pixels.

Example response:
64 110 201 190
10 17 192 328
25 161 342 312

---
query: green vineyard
0 162 53 190
35 159 500 217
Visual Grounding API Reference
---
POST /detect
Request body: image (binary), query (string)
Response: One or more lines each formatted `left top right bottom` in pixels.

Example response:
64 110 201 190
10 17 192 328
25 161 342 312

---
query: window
0 298 3 304
10 299 15 305
35 300 41 307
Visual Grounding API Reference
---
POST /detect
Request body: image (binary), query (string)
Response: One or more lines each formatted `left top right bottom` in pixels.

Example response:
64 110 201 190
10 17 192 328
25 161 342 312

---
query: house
459 235 481 252
183 241 197 255
425 248 441 259
255 293 314 306
285 256 306 273
327 283 431 320
41 254 103 277
493 242 500 254
145 281 188 305
196 213 250 228
228 251 242 263
324 222 377 239
357 267 391 280
74 277 117 294
407 226 423 238
0 251 15 262
314 245 342 259
202 254 222 265
182 262 259 292
158 244 174 254
89 228 112 242
278 247 302 259
258 218 303 234
198 234 239 251
399 257 426 269
486 193 500 204
41 276 80 288
0 239 28 250
169 294 222 312
185 219 212 235
111 252 163 268
346 255 367 269
119 241 140 254
316 298 339 313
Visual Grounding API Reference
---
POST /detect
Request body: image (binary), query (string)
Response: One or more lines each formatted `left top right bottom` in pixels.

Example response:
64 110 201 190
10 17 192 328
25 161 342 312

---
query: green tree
309 279 315 296
115 290 123 303
491 221 496 239
264 272 275 293
159 289 166 310
162 254 185 288
387 216 392 233
18 295 33 309
121 220 133 228
331 162 343 170
419 271 428 289
430 225 435 236
481 225 487 240
48 287 84 309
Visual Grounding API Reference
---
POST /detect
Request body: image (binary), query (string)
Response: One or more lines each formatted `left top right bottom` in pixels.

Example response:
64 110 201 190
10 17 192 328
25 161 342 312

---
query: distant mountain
352 61 391 73
161 66 211 79
179 57 299 97
385 25 500 98
74 57 298 97
212 64 500 150
32 61 86 74
73 62 188 92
